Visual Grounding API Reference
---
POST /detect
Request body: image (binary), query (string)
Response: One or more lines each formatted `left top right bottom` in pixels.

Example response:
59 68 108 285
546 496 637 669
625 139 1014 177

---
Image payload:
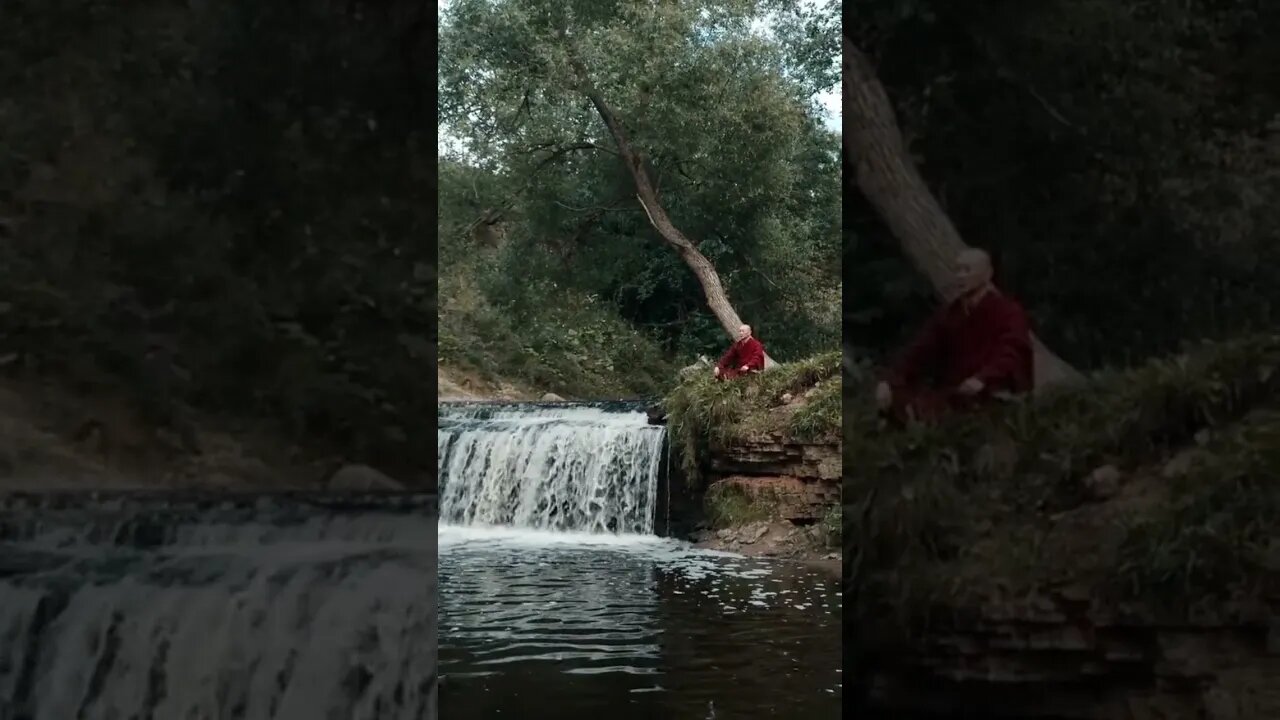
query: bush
439 272 674 398
0 2 434 475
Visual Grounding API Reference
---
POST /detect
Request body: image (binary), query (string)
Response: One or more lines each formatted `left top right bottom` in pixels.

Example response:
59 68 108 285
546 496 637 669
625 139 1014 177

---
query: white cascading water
437 402 665 534
0 494 436 720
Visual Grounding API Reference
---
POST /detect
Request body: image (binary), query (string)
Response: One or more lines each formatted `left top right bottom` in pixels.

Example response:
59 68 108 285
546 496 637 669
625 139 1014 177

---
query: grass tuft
664 351 841 484
703 482 775 528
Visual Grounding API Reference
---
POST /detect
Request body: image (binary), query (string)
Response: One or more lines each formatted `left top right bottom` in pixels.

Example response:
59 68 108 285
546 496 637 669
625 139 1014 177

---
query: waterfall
0 493 437 720
437 401 665 534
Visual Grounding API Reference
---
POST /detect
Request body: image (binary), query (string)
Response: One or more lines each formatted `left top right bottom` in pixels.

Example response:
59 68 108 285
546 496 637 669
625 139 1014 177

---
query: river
437 401 841 718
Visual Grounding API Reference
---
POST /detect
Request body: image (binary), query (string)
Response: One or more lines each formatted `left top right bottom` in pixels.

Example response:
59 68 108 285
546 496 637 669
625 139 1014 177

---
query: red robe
882 289 1033 421
716 336 766 379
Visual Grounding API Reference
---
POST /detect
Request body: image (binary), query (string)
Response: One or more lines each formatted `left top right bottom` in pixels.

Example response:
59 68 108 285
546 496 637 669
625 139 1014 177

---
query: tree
439 0 839 364
564 47 773 365
843 35 1083 389
0 1 435 475
844 0 1280 370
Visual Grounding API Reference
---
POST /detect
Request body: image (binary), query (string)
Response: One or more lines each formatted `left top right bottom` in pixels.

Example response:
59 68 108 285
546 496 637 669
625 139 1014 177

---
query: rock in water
646 404 667 425
542 392 566 402
328 464 405 491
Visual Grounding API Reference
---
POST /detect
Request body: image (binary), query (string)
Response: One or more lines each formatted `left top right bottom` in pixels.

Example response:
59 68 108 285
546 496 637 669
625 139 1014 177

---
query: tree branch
635 194 659 229
459 142 612 238
554 198 623 213
520 140 618 156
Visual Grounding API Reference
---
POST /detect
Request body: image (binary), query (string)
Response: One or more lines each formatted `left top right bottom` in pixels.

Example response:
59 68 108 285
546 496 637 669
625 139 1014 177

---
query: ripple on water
439 524 841 719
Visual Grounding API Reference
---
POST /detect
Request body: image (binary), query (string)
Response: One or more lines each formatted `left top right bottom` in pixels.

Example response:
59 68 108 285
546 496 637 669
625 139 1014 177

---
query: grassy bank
847 333 1280 629
664 351 841 481
438 272 675 400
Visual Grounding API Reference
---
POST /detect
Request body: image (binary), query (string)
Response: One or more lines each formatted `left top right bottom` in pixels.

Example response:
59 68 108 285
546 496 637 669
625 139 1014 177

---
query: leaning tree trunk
843 36 1083 390
569 55 776 368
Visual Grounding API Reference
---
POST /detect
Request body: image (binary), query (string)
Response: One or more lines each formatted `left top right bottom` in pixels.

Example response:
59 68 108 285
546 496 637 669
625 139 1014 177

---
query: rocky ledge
691 437 841 563
705 437 840 524
860 594 1280 719
691 519 839 559
708 437 840 482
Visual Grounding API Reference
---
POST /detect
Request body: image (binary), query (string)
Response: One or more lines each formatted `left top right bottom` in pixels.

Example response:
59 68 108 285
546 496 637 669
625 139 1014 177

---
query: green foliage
440 270 674 398
439 0 840 368
0 2 432 473
846 334 1280 628
819 503 841 548
703 482 773 529
789 375 841 441
1113 410 1280 611
665 351 841 482
848 0 1280 369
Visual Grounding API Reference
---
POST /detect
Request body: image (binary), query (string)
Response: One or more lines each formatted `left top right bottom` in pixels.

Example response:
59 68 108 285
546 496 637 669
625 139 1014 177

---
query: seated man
714 324 766 380
876 248 1033 423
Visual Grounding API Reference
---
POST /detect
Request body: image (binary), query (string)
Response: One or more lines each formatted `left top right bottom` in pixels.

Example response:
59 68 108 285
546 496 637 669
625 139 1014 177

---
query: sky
814 90 841 132
437 0 841 155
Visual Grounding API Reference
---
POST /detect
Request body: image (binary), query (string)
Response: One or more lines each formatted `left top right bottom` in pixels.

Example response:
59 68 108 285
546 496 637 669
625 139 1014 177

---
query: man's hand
713 366 721 377
957 377 985 396
740 365 749 372
875 381 893 410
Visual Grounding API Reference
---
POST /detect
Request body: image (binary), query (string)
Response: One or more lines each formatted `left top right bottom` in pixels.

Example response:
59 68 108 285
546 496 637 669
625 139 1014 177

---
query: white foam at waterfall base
437 525 766 581
438 523 675 550
437 402 665 534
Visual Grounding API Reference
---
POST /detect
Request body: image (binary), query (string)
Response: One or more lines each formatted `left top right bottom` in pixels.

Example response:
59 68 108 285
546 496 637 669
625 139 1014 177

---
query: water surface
439 525 841 719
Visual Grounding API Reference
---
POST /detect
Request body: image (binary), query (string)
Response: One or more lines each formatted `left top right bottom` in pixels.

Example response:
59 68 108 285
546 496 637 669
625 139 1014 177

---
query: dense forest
437 0 842 398
846 0 1280 370
0 1 433 476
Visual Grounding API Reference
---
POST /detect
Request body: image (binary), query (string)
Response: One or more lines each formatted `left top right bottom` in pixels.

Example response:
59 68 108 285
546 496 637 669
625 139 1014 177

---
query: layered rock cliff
861 590 1280 719
706 436 841 523
661 351 841 535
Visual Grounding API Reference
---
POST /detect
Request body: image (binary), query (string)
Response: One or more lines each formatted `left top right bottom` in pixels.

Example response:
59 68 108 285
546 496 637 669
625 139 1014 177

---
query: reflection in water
439 526 841 719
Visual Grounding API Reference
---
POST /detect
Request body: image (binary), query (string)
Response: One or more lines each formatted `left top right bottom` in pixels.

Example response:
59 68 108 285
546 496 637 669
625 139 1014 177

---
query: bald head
737 324 752 341
954 248 994 297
